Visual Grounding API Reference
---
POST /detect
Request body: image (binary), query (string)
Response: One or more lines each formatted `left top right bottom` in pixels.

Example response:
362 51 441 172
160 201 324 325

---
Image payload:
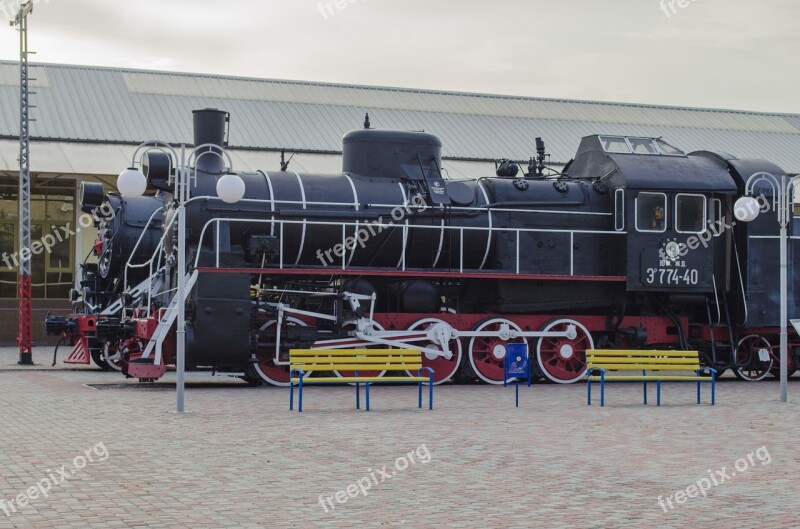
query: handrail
123 205 165 291
193 216 625 275
125 191 619 290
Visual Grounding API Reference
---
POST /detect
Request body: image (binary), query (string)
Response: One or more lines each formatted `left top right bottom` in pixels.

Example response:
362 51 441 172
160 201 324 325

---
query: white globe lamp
117 168 147 198
734 196 761 223
216 173 246 204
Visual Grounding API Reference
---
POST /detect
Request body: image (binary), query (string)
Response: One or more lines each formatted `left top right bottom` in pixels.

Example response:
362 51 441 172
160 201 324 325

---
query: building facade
1 60 799 344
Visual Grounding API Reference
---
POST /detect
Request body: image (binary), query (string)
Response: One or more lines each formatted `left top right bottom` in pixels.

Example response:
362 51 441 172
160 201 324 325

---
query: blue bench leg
298 378 303 413
290 381 294 411
356 381 360 410
712 375 716 405
515 383 520 408
587 377 592 406
657 381 661 407
643 381 647 405
600 373 605 407
429 373 433 410
418 381 422 409
365 382 370 412
697 380 701 404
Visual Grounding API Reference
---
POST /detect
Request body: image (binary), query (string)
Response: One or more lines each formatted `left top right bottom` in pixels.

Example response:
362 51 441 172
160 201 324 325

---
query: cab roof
564 135 738 192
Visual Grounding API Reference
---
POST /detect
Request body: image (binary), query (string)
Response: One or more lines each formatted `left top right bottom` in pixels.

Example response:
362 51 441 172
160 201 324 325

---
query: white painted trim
293 172 307 266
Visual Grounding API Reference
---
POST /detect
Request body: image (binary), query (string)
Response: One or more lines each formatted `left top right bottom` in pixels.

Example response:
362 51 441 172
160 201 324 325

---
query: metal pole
779 174 789 403
779 222 788 403
13 3 33 365
176 145 187 413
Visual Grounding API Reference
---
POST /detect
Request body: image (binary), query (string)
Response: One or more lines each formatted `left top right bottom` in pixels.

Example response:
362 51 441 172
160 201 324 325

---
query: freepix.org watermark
659 0 701 18
0 442 109 517
1 0 50 21
317 0 370 20
318 444 432 513
657 446 771 513
315 194 427 266
1 204 114 270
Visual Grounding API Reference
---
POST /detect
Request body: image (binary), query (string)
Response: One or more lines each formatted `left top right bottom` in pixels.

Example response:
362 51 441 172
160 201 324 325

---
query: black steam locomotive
48 108 800 384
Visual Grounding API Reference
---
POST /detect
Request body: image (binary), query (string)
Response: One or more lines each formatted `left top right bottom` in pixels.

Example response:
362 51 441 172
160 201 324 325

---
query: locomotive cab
565 135 738 295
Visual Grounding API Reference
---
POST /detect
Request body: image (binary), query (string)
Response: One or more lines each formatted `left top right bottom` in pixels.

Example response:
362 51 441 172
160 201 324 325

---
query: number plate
758 348 770 362
642 267 700 287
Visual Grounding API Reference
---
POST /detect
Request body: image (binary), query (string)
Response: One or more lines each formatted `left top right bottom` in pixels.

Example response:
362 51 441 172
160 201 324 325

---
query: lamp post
734 171 800 403
118 142 243 413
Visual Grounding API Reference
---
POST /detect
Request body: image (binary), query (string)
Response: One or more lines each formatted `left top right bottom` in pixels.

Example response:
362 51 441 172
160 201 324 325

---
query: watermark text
657 446 771 513
1 442 109 517
318 444 432 513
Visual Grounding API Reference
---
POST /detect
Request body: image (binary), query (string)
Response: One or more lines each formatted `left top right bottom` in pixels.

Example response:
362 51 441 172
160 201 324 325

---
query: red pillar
18 274 33 364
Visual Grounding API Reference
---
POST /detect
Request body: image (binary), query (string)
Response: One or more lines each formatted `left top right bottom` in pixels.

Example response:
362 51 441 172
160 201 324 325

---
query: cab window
635 192 667 233
676 194 706 234
654 139 685 156
614 189 625 231
628 138 658 155
600 136 631 154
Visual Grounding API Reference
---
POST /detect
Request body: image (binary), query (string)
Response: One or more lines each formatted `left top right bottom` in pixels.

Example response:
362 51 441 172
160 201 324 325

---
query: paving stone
0 346 797 528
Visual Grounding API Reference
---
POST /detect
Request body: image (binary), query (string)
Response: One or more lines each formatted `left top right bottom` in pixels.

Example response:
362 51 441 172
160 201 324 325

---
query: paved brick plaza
0 347 797 529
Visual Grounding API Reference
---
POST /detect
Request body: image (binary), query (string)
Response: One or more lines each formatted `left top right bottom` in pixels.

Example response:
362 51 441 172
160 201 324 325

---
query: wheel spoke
735 335 772 381
253 317 307 386
536 319 592 384
404 318 462 385
468 319 524 384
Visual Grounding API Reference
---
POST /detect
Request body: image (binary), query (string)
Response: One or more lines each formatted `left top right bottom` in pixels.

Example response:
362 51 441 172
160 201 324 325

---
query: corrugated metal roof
0 139 496 182
1 61 799 171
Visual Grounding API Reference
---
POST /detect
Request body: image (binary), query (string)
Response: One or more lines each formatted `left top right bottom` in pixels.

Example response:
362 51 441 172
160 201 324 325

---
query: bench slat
290 356 420 364
293 363 422 371
589 364 700 371
290 349 418 356
586 357 699 365
291 376 430 383
589 375 712 381
586 349 699 357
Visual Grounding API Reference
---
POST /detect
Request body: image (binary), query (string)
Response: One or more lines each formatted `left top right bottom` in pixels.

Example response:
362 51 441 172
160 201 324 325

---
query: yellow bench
289 349 434 412
585 350 716 407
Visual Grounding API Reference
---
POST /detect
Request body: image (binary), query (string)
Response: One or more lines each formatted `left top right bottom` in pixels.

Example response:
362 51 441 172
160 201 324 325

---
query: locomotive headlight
665 241 680 259
116 168 147 198
216 173 246 204
734 196 761 222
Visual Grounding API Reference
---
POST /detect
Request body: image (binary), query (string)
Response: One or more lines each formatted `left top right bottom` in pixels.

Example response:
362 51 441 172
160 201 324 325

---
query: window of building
635 192 667 233
0 177 75 299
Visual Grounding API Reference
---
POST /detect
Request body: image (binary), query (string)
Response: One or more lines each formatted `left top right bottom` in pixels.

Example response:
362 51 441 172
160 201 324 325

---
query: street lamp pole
118 140 242 414
735 172 800 403
176 144 187 413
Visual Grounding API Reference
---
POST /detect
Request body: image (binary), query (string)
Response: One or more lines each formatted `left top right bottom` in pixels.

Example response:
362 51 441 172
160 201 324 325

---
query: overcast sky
1 0 798 114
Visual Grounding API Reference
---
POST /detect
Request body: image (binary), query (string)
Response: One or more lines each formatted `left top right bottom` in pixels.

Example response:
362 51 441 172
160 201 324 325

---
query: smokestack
192 108 228 174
